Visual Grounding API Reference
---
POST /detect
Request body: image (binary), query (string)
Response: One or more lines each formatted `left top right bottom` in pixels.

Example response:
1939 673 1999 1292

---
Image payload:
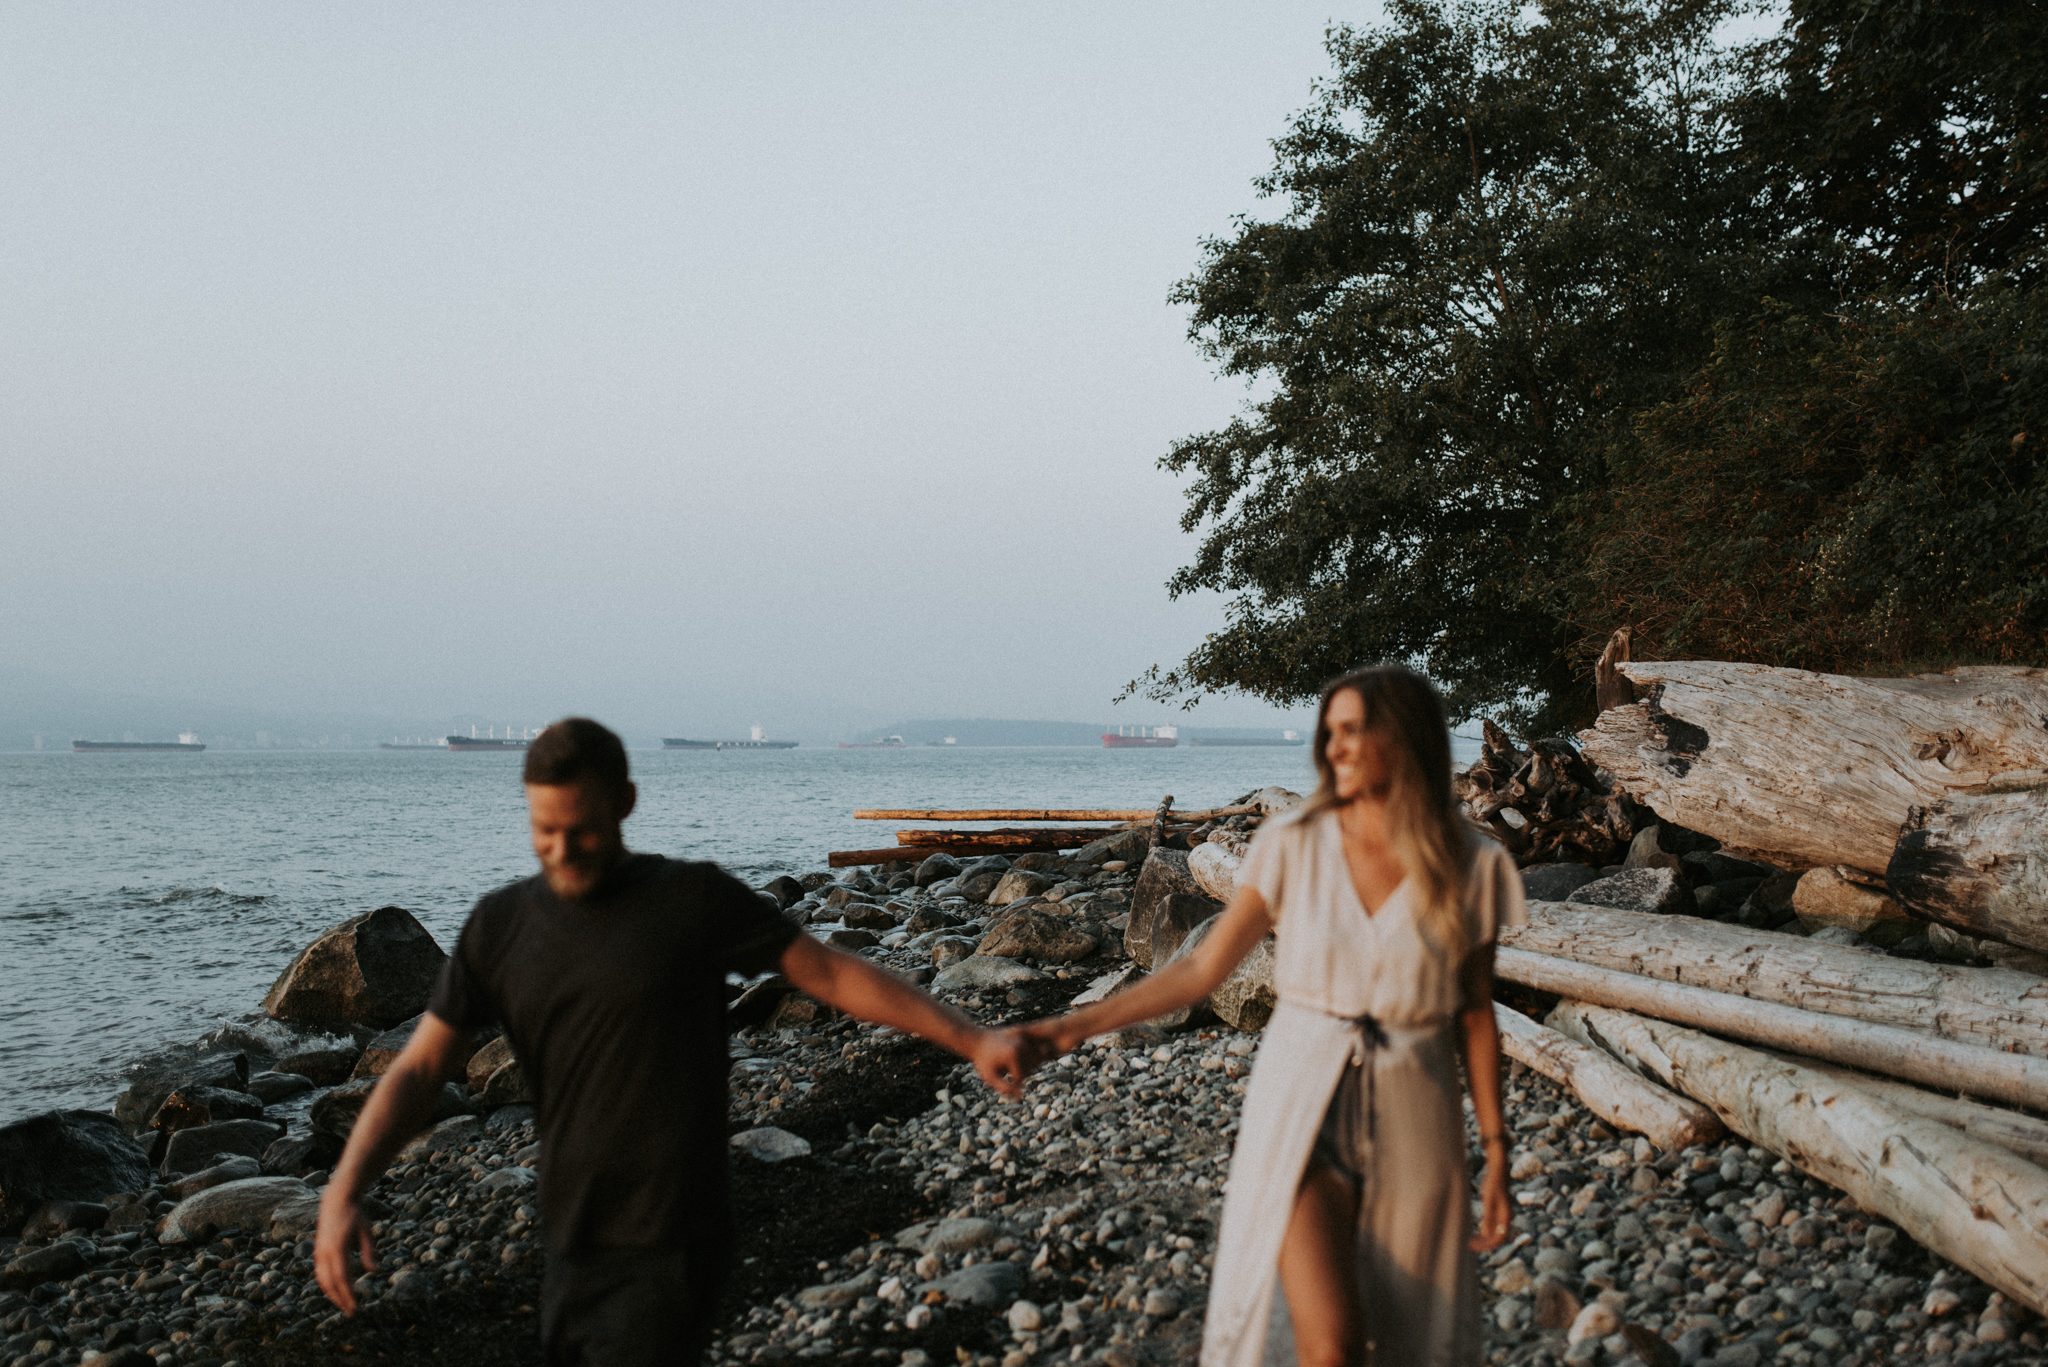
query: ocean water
0 737 1477 1124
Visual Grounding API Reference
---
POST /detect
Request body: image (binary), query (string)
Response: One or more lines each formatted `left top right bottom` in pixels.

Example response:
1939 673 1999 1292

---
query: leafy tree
1135 0 1795 732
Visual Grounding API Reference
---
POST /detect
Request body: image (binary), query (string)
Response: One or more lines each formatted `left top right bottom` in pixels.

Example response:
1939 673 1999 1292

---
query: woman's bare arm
1458 944 1513 1251
1024 885 1273 1056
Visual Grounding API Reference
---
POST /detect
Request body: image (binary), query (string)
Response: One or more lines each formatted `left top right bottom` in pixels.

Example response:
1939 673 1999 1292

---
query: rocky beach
4 812 2045 1367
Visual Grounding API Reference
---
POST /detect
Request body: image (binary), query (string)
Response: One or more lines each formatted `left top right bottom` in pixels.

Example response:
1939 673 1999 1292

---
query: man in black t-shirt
314 718 1030 1365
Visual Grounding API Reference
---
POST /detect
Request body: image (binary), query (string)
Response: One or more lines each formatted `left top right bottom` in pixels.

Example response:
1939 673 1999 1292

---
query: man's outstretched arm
314 1012 470 1314
779 934 1028 1097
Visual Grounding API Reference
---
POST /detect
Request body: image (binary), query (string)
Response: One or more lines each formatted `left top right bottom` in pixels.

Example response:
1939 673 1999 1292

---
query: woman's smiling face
1324 687 1401 804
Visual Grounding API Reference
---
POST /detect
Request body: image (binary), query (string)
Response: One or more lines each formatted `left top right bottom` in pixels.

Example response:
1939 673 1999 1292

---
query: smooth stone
1007 1299 1043 1333
1793 866 1917 945
159 1119 284 1177
898 1217 997 1254
242 1072 315 1105
919 1259 1023 1308
933 956 1046 991
843 905 898 931
730 1127 811 1163
159 1175 313 1244
164 1155 263 1199
479 1057 533 1107
261 905 448 1029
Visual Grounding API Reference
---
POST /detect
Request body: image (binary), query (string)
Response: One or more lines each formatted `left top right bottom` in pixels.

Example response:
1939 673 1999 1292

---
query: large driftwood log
1493 1004 1723 1150
1502 902 2048 1057
1544 1003 2048 1317
893 827 1125 848
1890 785 2048 954
1578 661 2048 874
854 803 1260 823
1494 946 2048 1110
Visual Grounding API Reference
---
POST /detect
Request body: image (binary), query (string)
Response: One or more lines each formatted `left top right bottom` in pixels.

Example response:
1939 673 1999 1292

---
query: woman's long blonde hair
1300 665 1472 961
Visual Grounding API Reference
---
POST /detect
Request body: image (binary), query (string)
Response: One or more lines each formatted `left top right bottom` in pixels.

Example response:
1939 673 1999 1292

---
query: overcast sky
2 2 1378 740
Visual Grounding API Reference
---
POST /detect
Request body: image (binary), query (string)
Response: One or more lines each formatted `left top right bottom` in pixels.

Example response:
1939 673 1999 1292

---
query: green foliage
1138 0 1794 732
1144 0 2045 726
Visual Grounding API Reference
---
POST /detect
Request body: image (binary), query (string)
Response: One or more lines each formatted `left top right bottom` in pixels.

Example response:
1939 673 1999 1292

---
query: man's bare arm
779 935 1027 1097
314 1012 470 1314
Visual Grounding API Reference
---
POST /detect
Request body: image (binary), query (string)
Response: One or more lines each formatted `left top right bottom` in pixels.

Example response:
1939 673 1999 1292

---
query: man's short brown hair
523 717 631 798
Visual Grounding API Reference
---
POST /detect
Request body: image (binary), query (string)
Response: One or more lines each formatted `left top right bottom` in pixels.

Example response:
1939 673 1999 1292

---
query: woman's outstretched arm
1021 885 1274 1059
1458 944 1513 1251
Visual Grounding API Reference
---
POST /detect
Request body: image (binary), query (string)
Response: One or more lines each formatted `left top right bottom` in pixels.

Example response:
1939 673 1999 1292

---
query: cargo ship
1101 725 1178 749
73 732 205 753
665 726 797 751
838 735 906 749
1188 730 1304 748
446 726 533 752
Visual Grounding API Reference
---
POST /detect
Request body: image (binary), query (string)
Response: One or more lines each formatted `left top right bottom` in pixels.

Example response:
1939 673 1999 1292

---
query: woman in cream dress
1022 666 1522 1367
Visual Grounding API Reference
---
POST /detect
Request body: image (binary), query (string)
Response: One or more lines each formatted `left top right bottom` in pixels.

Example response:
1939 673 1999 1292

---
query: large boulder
0 1110 152 1234
112 1053 250 1134
160 1119 283 1177
1793 867 1919 946
1209 934 1278 1031
1566 867 1698 918
1126 849 1203 968
1072 828 1150 867
261 906 449 1029
1149 892 1222 968
158 1176 313 1244
977 910 1099 964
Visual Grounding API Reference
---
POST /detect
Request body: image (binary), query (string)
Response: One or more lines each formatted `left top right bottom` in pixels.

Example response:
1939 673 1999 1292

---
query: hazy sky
3 3 1376 739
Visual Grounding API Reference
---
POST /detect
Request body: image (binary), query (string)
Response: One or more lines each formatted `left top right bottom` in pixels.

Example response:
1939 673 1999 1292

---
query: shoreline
3 849 2040 1367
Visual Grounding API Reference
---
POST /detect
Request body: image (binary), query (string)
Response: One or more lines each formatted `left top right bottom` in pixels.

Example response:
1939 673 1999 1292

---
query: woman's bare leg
1278 1163 1361 1367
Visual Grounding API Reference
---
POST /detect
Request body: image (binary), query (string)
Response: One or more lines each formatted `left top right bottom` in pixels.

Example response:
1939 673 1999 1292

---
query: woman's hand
1469 1142 1512 1252
1018 1016 1080 1068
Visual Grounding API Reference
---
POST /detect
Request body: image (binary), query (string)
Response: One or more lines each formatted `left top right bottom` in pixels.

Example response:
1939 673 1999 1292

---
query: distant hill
856 718 1310 747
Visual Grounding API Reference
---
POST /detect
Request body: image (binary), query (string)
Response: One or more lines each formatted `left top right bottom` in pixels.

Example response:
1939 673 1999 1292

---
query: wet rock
0 1109 152 1234
148 1084 266 1132
1523 863 1600 902
914 853 963 888
0 1240 87 1291
111 1052 250 1132
921 1260 1023 1308
988 871 1052 907
261 905 449 1029
160 1118 284 1176
1567 867 1698 918
158 1175 313 1243
933 955 1045 991
243 1071 315 1105
165 1154 263 1199
730 1128 811 1163
272 1045 361 1086
977 910 1098 964
761 875 806 909
1126 849 1202 969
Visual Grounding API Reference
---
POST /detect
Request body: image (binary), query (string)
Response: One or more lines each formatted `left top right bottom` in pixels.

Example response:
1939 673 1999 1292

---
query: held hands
313 1184 378 1314
963 1013 1081 1099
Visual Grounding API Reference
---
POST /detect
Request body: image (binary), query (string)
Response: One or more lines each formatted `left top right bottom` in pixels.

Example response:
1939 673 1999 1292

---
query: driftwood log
1502 902 2048 1058
1492 1003 1723 1150
854 804 1260 824
1890 784 2048 954
893 827 1126 849
1494 947 2048 1110
1578 661 2048 876
1544 1003 2048 1317
1754 1051 2048 1170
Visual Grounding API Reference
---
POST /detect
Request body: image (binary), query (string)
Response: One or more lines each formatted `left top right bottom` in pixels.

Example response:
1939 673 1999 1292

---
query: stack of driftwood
1487 657 2048 1318
826 790 1289 868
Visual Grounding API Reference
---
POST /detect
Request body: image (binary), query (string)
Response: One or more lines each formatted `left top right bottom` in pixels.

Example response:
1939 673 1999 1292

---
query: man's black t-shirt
428 853 798 1254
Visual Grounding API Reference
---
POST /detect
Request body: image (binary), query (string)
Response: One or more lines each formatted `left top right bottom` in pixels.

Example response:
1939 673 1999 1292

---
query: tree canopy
1141 0 2045 732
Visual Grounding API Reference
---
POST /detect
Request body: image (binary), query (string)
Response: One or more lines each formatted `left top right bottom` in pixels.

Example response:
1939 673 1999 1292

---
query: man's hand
314 1184 378 1314
967 1028 1033 1099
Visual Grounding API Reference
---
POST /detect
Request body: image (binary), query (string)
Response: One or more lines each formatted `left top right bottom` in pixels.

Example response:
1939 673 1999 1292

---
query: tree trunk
1502 902 2048 1058
1542 1003 2048 1318
1889 785 2048 954
1494 946 2048 1110
1594 624 1634 714
1492 1003 1723 1151
1577 661 2048 874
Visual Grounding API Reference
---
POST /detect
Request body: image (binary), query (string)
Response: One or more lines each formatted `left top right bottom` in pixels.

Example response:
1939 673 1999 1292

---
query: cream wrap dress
1198 808 1527 1367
